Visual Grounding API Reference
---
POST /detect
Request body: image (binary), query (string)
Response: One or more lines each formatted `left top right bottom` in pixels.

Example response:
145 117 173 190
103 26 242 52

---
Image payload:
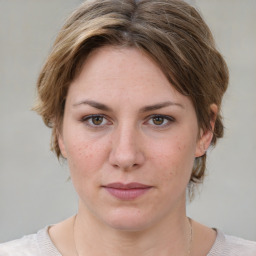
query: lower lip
103 187 151 200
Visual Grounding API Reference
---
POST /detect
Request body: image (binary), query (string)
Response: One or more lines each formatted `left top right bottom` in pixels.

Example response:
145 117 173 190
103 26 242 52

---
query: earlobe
195 129 213 157
58 133 67 158
195 104 218 157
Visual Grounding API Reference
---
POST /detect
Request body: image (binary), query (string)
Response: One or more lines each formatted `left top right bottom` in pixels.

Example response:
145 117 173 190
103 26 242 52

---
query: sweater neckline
37 226 222 256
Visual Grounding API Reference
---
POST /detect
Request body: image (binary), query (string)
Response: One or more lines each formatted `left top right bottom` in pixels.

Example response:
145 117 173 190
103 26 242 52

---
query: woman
1 0 255 255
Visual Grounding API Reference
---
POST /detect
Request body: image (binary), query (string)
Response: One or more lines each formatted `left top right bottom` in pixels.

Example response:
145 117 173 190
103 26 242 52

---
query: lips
102 182 152 200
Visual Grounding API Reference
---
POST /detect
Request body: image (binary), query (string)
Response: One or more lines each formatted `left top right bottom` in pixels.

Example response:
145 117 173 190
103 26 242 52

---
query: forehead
67 46 192 110
76 46 167 84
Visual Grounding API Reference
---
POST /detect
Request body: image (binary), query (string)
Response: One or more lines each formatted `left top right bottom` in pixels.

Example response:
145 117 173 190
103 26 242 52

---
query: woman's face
59 46 209 231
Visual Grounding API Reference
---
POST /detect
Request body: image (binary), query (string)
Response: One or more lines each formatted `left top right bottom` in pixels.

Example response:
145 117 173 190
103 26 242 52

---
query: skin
49 46 217 256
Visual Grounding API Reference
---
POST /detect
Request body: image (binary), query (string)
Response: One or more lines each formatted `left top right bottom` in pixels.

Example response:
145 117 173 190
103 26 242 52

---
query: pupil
92 116 103 125
153 117 164 125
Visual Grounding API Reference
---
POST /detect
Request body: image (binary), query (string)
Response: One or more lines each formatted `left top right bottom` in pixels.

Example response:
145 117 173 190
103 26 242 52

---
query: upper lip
103 182 151 189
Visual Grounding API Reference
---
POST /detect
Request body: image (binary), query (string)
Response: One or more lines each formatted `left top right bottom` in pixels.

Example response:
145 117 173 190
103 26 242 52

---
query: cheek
64 133 110 178
65 138 111 200
149 137 196 179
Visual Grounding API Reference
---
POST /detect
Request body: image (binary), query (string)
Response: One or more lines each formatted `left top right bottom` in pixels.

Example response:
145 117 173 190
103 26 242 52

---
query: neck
73 203 192 256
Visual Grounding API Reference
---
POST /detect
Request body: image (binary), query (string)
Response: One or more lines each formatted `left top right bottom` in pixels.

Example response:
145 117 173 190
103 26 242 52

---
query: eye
152 116 166 125
147 115 174 127
91 116 104 125
82 115 110 127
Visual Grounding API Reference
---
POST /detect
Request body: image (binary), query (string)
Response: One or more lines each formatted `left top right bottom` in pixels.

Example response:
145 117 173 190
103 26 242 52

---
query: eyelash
80 114 175 129
81 114 111 128
146 115 175 128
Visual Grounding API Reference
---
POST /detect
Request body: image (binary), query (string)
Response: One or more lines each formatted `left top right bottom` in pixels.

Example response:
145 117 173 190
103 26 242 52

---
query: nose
109 124 145 171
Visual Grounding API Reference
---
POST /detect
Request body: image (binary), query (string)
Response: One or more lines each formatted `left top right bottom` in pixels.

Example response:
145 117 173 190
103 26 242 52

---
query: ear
58 132 68 158
195 104 218 157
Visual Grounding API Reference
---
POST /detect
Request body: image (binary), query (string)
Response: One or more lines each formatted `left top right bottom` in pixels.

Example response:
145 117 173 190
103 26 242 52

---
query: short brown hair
34 0 229 186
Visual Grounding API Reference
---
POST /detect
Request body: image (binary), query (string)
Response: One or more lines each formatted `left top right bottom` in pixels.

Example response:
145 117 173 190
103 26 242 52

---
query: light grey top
0 227 256 256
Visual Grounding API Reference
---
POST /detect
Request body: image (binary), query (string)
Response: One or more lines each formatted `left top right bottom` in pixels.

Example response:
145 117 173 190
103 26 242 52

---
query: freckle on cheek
77 148 83 157
169 171 177 176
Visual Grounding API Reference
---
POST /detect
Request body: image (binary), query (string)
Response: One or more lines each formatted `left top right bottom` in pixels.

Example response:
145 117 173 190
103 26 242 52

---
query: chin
101 208 154 232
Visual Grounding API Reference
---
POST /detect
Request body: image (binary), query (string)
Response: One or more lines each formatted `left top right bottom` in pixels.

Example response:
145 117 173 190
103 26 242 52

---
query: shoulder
208 229 256 256
0 233 39 256
0 227 61 256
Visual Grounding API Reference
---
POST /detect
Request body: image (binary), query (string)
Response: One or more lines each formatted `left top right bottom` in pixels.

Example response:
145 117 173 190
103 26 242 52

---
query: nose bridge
109 121 143 170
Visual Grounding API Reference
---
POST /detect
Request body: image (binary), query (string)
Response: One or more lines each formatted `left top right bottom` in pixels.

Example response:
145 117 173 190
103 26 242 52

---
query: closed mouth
102 182 152 200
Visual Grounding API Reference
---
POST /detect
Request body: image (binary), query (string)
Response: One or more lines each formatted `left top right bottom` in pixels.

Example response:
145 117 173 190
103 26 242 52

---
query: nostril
116 163 140 171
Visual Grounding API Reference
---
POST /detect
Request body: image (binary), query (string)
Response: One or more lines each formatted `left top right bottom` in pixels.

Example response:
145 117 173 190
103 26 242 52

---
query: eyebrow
73 100 184 112
140 101 184 112
73 100 112 111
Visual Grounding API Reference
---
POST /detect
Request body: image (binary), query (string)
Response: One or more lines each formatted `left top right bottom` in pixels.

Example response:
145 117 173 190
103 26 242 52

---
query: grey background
0 0 255 243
